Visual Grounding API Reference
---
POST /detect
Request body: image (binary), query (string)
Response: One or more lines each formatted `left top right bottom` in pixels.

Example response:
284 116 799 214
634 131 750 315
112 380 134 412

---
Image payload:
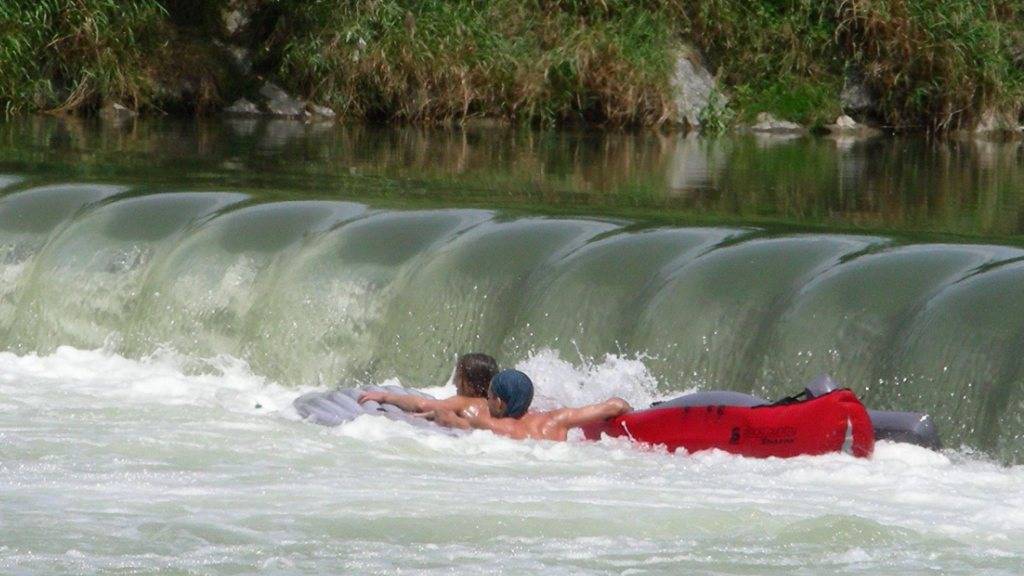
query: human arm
425 409 472 430
358 391 468 413
552 397 632 430
428 409 526 439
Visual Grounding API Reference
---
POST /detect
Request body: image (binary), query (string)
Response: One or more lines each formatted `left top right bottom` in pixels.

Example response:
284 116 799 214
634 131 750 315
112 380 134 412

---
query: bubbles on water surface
2 345 1024 575
1 183 1024 460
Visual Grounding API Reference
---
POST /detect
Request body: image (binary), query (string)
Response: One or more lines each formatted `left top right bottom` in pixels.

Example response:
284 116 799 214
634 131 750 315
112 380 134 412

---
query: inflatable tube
653 376 940 451
582 388 876 458
295 377 939 455
293 386 465 436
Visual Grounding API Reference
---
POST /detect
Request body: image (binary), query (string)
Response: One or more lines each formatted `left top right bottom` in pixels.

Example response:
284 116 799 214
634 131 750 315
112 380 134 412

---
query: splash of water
1 180 1023 460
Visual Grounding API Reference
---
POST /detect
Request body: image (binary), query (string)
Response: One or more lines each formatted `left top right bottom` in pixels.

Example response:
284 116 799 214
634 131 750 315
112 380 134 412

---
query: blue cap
490 369 534 418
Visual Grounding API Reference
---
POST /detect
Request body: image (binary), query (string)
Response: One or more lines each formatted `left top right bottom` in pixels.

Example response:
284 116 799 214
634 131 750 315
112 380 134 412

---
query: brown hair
455 353 498 397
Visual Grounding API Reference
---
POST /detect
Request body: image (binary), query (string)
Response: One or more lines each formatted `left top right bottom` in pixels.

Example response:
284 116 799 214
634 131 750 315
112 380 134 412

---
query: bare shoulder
436 395 484 411
468 411 526 438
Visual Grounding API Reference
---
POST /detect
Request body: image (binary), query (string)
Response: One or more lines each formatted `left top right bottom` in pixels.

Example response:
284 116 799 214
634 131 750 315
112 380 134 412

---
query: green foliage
835 0 1024 129
267 0 678 125
0 0 229 116
269 0 1022 128
676 0 1024 129
698 90 735 134
0 0 1020 129
730 80 840 129
0 0 167 115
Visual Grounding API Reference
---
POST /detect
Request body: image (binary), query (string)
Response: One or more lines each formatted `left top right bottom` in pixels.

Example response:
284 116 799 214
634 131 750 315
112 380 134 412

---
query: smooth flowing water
1 118 1023 574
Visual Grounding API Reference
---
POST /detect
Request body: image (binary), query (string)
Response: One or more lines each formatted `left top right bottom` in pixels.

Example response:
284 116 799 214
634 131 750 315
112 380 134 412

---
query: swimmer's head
487 369 534 419
454 353 498 398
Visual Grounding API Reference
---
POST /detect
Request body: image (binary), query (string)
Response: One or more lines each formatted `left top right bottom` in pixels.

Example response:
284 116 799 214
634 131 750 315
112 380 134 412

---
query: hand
358 391 388 404
610 397 633 416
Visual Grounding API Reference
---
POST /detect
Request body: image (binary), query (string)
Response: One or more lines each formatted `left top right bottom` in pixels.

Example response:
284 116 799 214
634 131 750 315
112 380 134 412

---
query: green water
3 117 1024 241
3 117 1024 575
2 117 1024 461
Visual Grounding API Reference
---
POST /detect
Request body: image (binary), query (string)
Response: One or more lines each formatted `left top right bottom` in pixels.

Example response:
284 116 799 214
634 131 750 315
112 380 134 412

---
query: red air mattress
581 389 875 458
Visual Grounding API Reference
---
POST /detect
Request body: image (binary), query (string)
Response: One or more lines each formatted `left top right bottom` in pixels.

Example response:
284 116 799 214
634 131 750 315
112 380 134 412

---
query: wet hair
490 369 534 418
455 353 499 397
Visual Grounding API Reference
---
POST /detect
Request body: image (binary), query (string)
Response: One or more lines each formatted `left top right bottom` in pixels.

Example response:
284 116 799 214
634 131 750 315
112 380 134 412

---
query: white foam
416 348 663 411
514 348 664 410
2 346 1024 575
0 345 307 417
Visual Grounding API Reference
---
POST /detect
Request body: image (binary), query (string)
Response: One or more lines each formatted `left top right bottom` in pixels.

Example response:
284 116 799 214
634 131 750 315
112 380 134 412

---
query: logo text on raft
742 426 798 445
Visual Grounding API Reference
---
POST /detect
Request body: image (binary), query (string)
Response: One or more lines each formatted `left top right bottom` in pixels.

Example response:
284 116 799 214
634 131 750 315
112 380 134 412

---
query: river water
1 118 1023 574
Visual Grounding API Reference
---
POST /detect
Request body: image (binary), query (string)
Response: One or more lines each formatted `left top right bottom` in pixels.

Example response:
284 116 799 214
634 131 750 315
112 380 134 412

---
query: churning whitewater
1 346 1023 575
2 169 1024 575
2 180 1024 459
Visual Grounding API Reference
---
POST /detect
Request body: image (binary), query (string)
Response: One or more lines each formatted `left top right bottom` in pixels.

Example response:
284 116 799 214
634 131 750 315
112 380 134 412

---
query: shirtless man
357 353 497 417
429 369 632 441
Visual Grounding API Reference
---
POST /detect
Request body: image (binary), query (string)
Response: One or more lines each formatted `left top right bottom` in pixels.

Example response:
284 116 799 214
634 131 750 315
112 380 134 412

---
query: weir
1 177 1022 461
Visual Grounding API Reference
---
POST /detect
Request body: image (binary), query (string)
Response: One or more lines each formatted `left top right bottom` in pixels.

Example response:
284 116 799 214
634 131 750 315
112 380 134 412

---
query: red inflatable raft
581 388 875 458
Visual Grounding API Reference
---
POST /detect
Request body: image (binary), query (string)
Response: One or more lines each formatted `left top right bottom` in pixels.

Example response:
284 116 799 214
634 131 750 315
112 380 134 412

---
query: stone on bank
670 46 725 130
748 112 804 134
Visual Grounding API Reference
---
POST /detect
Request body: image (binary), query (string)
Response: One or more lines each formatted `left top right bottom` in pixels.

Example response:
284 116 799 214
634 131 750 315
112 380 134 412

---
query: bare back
459 398 632 441
500 411 579 441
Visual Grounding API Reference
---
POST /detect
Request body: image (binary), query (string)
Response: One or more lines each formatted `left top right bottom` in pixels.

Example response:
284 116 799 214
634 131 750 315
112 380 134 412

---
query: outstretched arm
359 391 465 413
553 397 632 430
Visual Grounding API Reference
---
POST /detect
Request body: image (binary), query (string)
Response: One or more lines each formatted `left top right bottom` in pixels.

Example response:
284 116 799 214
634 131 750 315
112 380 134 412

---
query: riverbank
2 1 1023 133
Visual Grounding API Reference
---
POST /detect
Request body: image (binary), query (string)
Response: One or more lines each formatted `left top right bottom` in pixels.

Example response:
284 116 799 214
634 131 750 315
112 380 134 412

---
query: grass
1 1 166 115
677 0 845 127
267 0 678 126
0 0 1021 130
835 0 1024 129
0 0 230 116
679 0 1024 129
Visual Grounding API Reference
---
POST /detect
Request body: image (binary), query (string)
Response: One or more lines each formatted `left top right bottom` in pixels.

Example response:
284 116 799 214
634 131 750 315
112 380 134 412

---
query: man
357 353 497 416
428 369 632 441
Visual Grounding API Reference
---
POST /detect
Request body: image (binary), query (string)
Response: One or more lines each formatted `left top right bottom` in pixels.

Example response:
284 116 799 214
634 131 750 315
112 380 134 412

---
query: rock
99 102 137 123
669 47 725 129
973 109 1018 135
826 114 880 138
307 103 336 119
224 98 259 115
227 46 252 75
224 10 248 35
835 114 857 129
212 40 252 75
222 2 250 37
750 112 804 133
840 70 876 116
259 82 307 117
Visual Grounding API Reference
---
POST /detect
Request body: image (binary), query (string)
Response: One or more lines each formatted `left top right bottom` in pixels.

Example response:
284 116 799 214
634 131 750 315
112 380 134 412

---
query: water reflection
1 116 1023 239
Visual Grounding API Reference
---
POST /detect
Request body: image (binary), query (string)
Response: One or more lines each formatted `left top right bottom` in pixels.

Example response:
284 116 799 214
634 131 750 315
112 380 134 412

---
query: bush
0 0 228 116
836 0 1024 129
677 0 1024 129
266 0 678 125
1 0 1020 129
